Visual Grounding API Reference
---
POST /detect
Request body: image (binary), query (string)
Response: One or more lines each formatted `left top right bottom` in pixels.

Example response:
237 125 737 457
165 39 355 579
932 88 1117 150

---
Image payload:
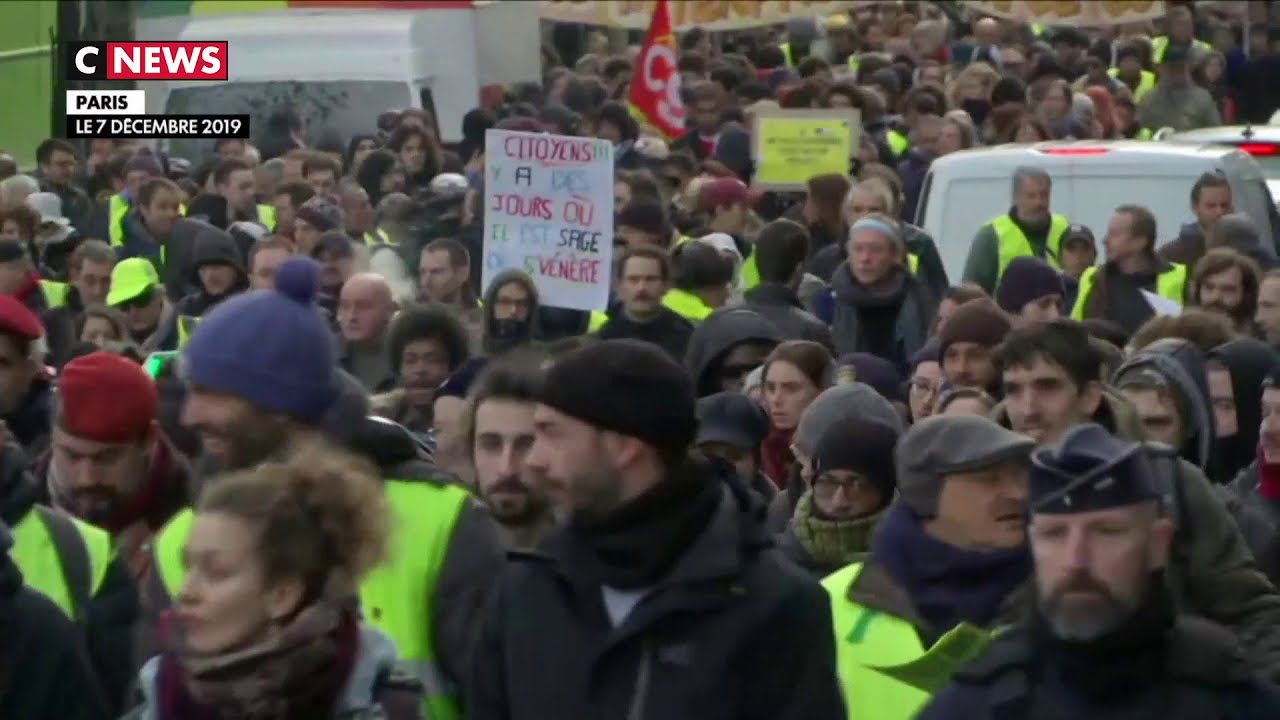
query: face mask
961 99 992 127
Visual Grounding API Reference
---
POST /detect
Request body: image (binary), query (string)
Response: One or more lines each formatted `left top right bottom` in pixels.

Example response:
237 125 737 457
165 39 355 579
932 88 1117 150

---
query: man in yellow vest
0 300 139 714
822 414 1036 720
1150 4 1212 64
1071 204 1187 335
147 257 506 720
663 238 734 322
212 158 276 231
471 339 844 717
963 166 1071 294
1110 42 1157 102
917 424 1280 719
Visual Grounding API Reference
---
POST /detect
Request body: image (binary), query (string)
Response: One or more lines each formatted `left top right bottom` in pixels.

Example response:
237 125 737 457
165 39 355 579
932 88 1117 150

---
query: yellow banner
964 1 1165 26
540 1 865 31
752 108 860 191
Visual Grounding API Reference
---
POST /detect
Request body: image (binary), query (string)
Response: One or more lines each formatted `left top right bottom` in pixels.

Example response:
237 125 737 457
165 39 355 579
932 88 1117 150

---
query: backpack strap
36 505 91 623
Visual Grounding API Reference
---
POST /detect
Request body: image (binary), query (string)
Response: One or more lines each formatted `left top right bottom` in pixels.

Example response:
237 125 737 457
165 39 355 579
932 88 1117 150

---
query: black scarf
568 460 723 589
1031 572 1175 703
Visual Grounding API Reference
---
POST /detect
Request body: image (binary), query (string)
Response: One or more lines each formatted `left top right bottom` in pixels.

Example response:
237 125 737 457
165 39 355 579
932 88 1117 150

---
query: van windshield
162 81 412 163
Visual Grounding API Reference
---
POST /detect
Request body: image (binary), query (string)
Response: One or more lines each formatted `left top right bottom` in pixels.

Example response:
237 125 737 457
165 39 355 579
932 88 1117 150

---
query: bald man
338 273 398 392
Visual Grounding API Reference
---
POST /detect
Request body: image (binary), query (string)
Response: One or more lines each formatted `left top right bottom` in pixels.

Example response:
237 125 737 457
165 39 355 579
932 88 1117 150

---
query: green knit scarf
791 490 887 569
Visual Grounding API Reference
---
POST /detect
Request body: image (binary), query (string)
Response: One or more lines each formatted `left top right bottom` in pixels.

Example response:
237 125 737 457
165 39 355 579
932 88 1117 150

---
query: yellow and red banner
541 1 864 32
964 1 1165 26
628 0 684 139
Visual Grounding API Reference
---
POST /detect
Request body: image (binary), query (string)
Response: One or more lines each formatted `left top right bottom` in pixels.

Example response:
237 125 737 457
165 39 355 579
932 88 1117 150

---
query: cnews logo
64 42 228 81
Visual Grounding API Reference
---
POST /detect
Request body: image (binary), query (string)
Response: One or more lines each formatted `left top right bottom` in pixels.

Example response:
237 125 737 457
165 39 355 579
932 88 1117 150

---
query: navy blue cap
1029 423 1159 514
696 392 768 450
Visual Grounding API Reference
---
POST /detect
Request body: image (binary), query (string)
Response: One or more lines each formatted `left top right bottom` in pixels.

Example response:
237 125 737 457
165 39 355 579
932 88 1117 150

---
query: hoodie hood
1112 338 1216 471
1208 338 1280 482
684 307 782 397
192 227 247 276
481 269 542 355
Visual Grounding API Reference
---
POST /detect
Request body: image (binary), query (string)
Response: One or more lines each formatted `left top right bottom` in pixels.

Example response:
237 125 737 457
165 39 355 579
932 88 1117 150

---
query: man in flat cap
920 424 1280 719
822 414 1036 720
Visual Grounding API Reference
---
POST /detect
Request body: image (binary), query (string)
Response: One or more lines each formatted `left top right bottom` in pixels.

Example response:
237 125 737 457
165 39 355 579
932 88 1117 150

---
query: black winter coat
468 465 844 720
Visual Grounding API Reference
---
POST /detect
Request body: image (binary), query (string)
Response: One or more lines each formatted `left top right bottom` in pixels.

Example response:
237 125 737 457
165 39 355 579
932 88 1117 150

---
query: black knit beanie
536 339 698 458
812 418 898 502
995 257 1063 314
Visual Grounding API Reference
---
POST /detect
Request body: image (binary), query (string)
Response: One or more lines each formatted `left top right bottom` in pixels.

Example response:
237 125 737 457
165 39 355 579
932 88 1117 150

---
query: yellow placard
751 108 860 191
964 0 1165 26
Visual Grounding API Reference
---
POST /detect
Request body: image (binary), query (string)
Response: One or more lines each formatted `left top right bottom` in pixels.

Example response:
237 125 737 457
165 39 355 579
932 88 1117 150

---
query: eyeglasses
812 474 874 503
909 378 940 397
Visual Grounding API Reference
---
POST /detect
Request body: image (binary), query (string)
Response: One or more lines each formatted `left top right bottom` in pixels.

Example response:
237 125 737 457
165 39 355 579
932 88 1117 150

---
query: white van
147 3 540 159
916 141 1280 283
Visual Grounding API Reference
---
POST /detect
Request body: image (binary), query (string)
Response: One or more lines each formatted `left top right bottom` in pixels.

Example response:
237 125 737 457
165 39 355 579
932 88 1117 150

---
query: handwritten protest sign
752 108 860 191
964 1 1164 26
483 130 614 312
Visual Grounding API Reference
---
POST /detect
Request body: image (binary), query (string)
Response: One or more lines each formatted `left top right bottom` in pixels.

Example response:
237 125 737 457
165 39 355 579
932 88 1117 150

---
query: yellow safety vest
586 311 609 332
256 204 276 232
780 42 795 68
908 253 920 274
1151 36 1212 64
9 506 113 621
153 480 470 720
109 193 187 248
1070 262 1187 320
662 288 714 322
823 562 999 720
886 129 909 159
1108 68 1156 102
741 249 760 290
40 280 69 308
990 213 1070 285
363 228 394 247
176 315 202 349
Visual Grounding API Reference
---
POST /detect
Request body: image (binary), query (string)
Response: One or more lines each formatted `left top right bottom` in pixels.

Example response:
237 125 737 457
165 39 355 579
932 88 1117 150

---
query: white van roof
179 11 440 83
926 140 1257 178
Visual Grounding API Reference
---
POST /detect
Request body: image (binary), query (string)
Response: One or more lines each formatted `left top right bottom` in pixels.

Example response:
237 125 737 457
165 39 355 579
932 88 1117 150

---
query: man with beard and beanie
1207 339 1280 484
149 256 506 720
822 414 1036 720
684 306 781 397
1113 338 1217 474
471 339 844 720
919 424 1280 720
165 226 250 351
778 418 898 578
695 391 776 502
0 521 112 720
596 246 694 361
480 269 541 357
37 352 191 579
939 298 1012 397
825 214 935 371
464 353 555 550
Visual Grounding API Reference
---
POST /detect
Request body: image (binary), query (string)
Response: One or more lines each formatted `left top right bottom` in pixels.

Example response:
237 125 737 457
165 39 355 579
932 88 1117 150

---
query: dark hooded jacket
742 283 834 350
595 301 695 362
481 269 542 356
683 308 782 398
0 522 110 719
0 441 138 715
160 227 250 351
467 457 844 720
116 213 209 303
1208 339 1280 484
1112 338 1217 474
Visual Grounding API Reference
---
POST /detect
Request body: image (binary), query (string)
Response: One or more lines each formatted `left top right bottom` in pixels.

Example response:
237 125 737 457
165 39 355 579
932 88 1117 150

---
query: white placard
1141 289 1183 317
482 130 614 312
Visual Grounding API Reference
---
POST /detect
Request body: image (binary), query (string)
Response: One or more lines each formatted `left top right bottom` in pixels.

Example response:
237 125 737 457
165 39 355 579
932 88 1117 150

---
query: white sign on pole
482 129 615 312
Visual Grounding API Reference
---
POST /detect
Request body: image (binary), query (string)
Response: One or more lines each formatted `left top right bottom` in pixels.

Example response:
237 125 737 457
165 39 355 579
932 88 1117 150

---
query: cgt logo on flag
65 42 228 81
629 0 684 139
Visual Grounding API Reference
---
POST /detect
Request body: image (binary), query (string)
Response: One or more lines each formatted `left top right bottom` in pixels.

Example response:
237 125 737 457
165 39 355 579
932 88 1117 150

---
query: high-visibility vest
363 228 394 246
10 505 114 622
40 280 69 308
908 253 920 274
153 480 470 720
780 42 795 68
1108 68 1156 102
989 213 1070 285
741 249 760 290
1128 127 1154 141
823 562 999 720
662 288 713 322
886 129 909 159
109 194 187 249
1151 36 1212 64
1070 262 1187 320
586 311 609 332
256 204 276 232
176 315 201 349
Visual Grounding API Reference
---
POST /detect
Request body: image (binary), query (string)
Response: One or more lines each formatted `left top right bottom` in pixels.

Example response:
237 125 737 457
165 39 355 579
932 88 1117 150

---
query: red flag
629 0 684 139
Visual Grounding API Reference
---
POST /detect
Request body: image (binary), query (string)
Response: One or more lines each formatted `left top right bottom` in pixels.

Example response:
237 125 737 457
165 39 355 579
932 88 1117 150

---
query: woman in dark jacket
123 448 421 719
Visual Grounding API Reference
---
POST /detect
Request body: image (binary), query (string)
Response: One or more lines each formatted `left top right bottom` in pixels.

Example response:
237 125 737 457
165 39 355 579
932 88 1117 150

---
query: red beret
58 352 158 444
0 296 43 341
